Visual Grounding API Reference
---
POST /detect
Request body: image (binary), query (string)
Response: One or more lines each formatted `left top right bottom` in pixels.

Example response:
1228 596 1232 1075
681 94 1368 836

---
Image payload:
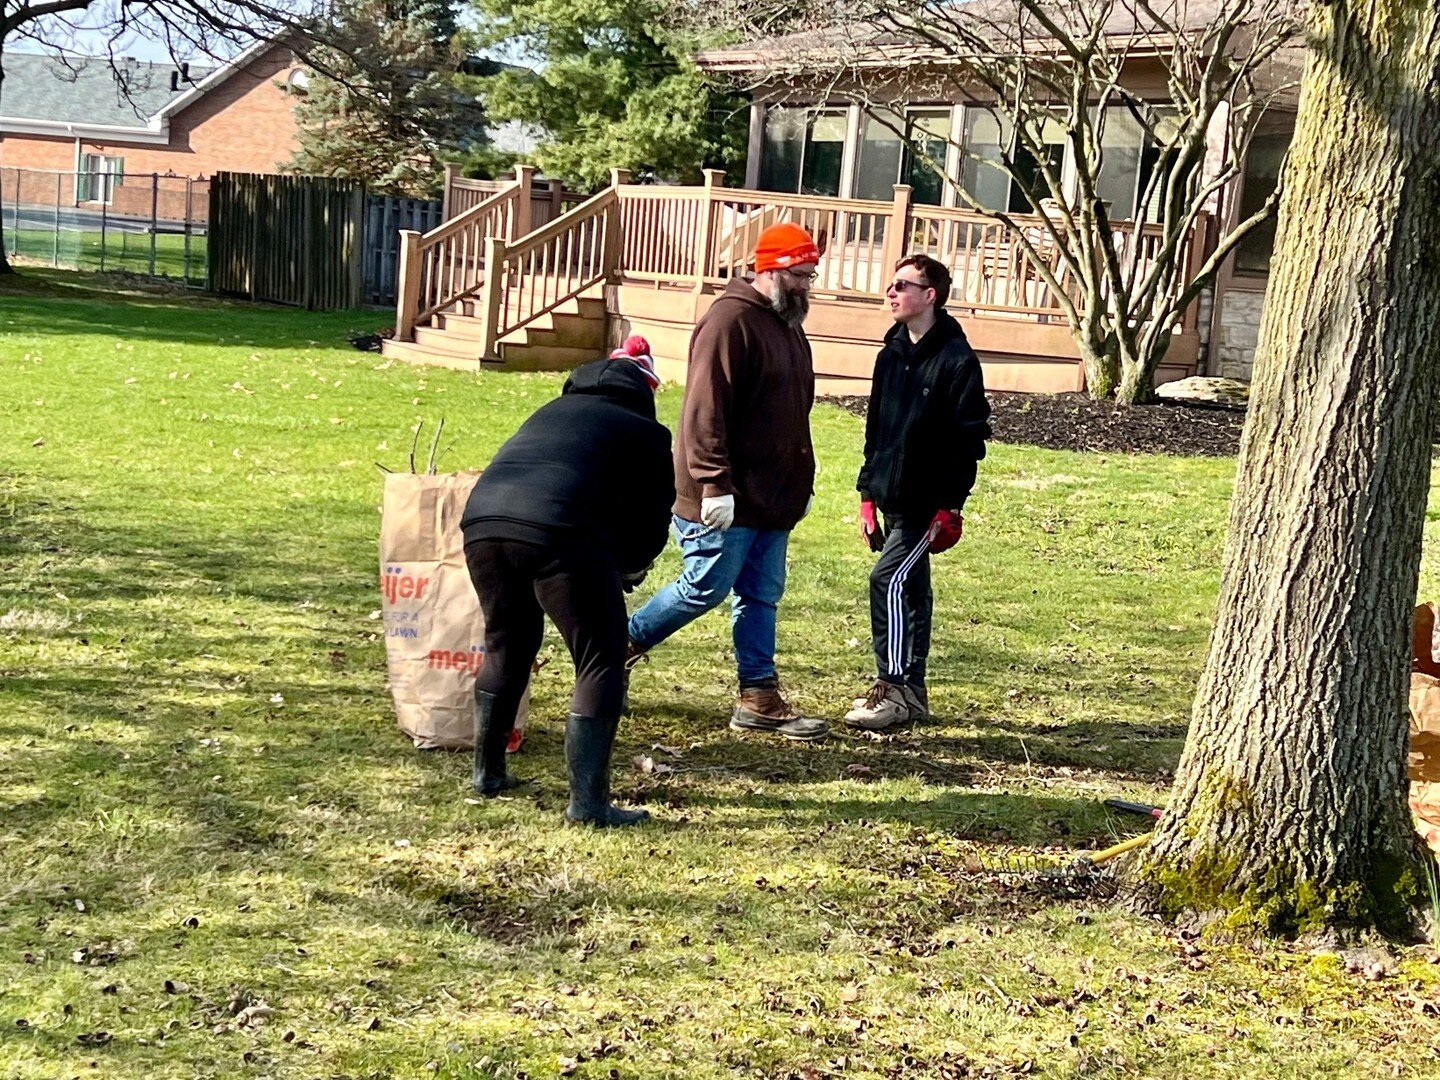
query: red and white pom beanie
610 335 660 391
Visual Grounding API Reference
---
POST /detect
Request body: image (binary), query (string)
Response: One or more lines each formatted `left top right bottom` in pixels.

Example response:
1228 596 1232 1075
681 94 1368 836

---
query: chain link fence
1 167 210 286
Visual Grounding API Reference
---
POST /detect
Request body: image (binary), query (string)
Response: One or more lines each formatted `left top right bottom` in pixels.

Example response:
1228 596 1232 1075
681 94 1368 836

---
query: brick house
0 42 303 219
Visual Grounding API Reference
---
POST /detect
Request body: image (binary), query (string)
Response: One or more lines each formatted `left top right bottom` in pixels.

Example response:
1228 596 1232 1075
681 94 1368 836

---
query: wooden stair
382 290 608 372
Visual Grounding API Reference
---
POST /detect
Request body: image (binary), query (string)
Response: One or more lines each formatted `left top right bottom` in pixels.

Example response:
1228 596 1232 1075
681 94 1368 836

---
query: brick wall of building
0 45 301 191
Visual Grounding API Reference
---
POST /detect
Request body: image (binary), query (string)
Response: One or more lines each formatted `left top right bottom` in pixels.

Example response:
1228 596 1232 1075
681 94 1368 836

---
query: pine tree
288 0 489 196
468 0 746 188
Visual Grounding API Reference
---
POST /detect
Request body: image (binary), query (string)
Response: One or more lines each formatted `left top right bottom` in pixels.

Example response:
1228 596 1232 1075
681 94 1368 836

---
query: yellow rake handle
1088 831 1154 866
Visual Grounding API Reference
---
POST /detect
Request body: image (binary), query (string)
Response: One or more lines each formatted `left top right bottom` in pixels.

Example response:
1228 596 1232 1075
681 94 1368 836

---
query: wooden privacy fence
363 195 442 306
209 172 365 309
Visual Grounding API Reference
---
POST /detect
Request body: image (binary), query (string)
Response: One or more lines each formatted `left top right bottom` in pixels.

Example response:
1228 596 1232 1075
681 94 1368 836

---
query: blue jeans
627 515 790 686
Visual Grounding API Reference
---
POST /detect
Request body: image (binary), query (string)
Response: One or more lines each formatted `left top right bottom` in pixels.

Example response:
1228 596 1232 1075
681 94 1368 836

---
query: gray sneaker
844 680 921 730
731 681 829 740
908 684 930 720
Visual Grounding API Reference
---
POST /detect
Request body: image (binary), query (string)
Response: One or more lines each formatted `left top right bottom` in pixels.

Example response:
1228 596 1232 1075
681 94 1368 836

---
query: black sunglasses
887 279 932 294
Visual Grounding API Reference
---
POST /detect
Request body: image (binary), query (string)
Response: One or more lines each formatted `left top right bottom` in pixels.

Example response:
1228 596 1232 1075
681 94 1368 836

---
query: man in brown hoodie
626 222 828 740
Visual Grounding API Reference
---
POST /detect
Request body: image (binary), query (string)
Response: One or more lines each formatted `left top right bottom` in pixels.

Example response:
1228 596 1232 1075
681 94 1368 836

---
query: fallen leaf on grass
845 764 872 778
234 1003 273 1027
75 1031 112 1047
634 755 675 776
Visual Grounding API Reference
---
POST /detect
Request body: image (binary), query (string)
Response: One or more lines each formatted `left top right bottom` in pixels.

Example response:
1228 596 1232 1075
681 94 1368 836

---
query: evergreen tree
288 0 489 196
469 0 746 189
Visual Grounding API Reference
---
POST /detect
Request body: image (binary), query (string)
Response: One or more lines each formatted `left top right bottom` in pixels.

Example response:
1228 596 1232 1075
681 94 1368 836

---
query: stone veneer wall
1212 281 1269 380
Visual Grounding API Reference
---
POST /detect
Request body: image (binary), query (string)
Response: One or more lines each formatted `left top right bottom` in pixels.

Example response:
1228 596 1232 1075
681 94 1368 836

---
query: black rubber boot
563 713 650 827
472 690 524 797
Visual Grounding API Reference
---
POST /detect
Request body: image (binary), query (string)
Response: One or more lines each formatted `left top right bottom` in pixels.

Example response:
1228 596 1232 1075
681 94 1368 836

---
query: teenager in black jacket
844 256 991 731
460 338 674 825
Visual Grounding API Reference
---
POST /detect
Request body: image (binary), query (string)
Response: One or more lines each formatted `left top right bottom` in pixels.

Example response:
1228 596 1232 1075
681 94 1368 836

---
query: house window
1093 106 1184 224
853 112 904 202
759 107 845 197
904 111 951 207
959 110 1065 213
1233 129 1293 274
78 154 124 203
852 109 952 206
959 110 1011 212
1094 107 1146 219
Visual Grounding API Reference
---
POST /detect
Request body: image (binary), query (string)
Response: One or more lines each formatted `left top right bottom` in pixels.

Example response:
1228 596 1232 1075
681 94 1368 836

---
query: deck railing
477 187 620 358
441 165 588 229
394 164 1211 361
394 172 529 341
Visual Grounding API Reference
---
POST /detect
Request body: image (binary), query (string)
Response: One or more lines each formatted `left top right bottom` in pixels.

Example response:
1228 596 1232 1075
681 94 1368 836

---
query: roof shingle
0 52 214 126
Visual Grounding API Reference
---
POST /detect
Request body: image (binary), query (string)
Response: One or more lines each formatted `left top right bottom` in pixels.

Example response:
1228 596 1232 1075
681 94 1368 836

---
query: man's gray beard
766 280 810 327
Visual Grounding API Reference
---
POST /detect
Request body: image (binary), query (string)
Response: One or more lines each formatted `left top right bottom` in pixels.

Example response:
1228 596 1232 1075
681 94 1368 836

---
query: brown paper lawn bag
379 470 527 749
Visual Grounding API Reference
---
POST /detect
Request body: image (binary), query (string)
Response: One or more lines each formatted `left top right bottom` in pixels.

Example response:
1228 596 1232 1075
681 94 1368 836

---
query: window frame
757 104 848 198
1230 125 1295 278
78 153 124 205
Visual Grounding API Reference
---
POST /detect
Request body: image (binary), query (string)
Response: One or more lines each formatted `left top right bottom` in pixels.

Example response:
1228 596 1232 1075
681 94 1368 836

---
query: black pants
463 538 628 722
869 512 932 688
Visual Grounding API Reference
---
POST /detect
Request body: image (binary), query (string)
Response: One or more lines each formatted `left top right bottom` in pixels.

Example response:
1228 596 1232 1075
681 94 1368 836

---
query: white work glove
700 493 736 531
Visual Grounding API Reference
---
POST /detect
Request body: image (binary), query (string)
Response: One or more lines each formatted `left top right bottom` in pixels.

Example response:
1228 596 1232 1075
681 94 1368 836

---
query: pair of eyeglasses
887 279 931 294
782 268 818 282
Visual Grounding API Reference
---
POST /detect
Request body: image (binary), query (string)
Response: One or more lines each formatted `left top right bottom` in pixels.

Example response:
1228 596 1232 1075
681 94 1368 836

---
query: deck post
396 229 422 341
441 163 457 221
693 168 724 292
881 183 914 276
513 164 536 238
604 170 631 282
477 236 506 361
548 178 564 225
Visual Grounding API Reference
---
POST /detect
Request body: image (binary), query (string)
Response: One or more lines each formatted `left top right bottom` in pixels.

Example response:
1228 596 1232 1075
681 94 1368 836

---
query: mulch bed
823 391 1246 457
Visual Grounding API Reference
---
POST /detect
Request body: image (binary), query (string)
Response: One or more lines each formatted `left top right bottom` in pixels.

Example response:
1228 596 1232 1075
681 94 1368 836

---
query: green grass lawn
4 228 207 283
3 270 1440 1079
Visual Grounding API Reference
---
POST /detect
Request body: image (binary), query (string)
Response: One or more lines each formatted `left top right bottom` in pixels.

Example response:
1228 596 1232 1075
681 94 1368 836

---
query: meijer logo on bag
426 645 485 674
381 565 431 603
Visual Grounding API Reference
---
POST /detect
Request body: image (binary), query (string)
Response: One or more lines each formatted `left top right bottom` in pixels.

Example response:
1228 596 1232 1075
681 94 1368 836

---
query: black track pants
868 512 932 688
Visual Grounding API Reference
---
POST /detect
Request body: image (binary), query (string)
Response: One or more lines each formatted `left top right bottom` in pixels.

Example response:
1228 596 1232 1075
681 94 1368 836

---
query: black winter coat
460 359 675 574
856 310 991 515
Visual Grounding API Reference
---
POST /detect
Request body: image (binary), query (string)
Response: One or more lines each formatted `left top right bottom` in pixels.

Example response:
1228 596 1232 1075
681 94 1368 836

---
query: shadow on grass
1 476 399 859
3 465 1170 926
1 270 381 350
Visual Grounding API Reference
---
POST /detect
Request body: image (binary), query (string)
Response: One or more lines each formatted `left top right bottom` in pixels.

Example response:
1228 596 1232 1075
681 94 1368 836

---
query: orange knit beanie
752 222 821 273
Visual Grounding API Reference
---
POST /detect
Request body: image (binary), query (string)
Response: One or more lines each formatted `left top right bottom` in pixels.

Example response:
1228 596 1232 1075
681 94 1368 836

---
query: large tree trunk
1132 0 1440 936
0 59 11 276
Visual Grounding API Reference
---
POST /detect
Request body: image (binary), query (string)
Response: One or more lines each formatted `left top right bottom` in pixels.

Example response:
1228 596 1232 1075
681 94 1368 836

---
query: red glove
859 499 885 552
928 508 964 554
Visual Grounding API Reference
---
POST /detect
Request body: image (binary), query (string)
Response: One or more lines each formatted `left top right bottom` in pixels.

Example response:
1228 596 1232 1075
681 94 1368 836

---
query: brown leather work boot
731 679 828 741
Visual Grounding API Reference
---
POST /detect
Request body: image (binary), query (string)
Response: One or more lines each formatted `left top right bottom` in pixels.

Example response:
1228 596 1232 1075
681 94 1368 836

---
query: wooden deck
382 168 1205 392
